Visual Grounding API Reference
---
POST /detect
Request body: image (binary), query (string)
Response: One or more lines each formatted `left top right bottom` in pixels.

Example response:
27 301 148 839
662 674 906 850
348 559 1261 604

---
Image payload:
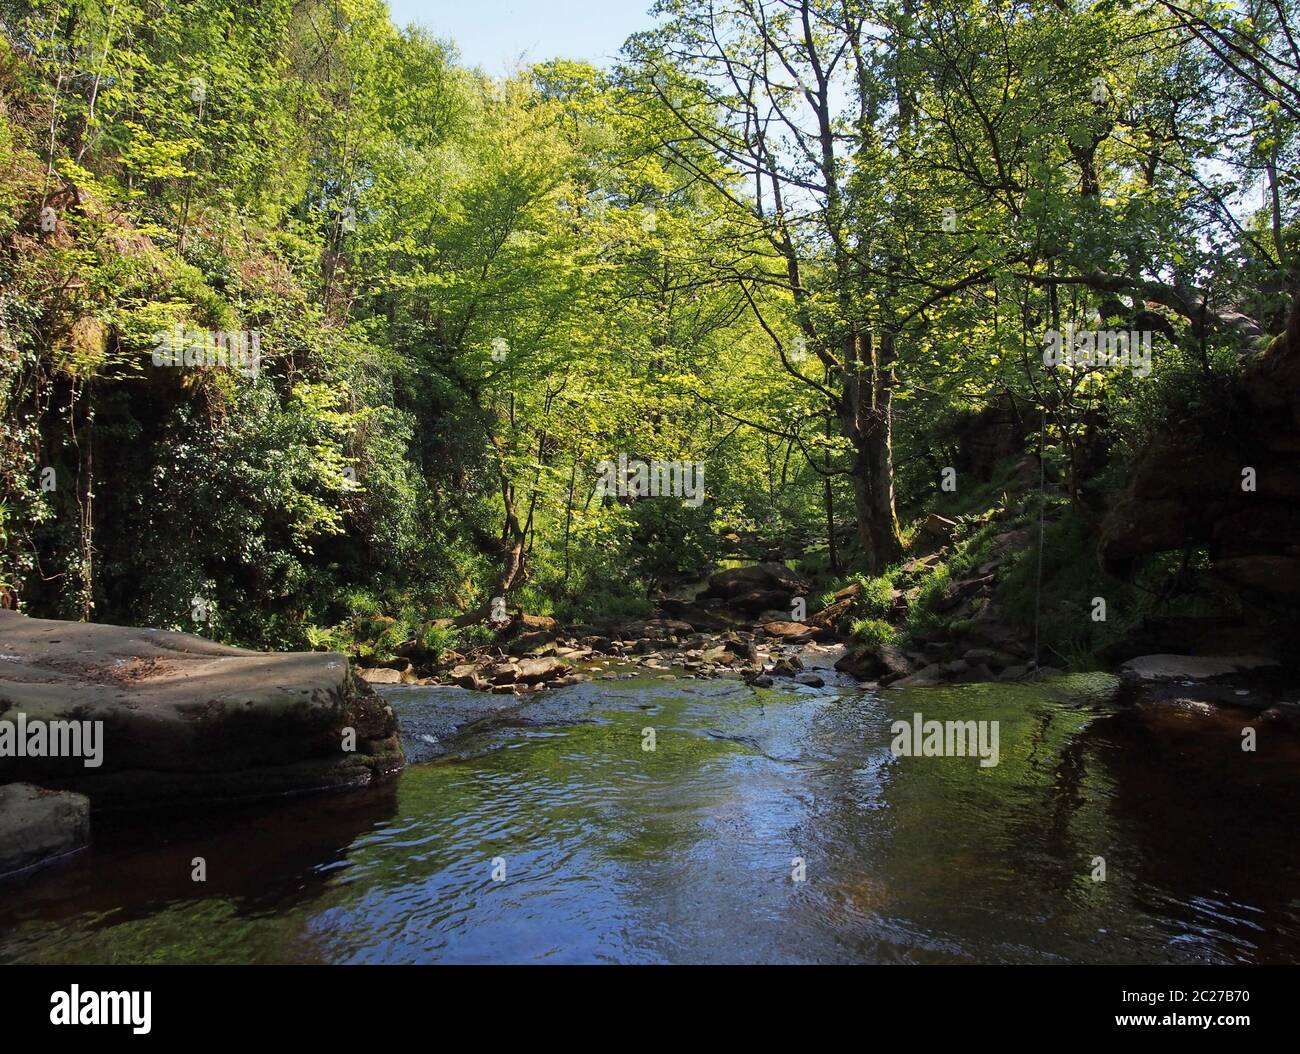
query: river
2 668 1299 963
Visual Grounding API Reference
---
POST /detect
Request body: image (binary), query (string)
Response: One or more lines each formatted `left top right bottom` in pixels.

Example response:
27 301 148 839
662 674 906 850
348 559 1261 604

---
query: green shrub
374 616 413 660
303 623 343 651
856 575 893 618
458 623 496 649
906 563 953 636
949 523 996 578
850 617 899 648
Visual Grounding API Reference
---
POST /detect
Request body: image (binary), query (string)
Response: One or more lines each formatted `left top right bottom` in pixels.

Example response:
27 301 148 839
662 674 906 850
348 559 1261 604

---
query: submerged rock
0 610 404 811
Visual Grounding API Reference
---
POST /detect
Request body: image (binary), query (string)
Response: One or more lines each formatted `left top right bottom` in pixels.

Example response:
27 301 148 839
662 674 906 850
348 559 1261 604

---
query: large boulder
657 597 752 632
0 783 89 878
835 642 914 682
700 562 811 613
0 610 404 811
619 618 695 640
1118 654 1280 681
448 663 488 690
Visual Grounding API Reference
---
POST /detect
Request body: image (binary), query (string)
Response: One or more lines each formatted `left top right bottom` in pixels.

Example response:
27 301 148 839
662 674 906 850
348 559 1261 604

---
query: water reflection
2 675 1298 964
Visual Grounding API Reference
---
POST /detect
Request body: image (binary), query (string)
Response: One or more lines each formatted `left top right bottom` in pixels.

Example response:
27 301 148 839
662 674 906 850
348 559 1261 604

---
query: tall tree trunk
495 477 527 597
823 408 839 573
839 330 902 573
844 429 902 573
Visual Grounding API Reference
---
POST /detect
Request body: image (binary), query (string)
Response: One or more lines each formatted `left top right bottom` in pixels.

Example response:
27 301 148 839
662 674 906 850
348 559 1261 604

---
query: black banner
2 965 1291 1040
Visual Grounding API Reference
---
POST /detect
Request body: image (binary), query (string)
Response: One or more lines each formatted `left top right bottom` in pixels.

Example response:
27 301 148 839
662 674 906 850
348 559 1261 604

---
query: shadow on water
1085 703 1300 963
2 672 1300 963
0 785 400 963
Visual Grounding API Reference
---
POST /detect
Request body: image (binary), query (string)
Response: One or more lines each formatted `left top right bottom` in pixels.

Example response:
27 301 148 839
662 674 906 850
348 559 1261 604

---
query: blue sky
386 0 658 74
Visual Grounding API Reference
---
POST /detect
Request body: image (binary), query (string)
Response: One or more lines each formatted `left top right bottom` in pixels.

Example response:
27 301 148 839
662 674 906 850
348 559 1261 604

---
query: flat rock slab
761 621 815 642
0 610 403 810
0 782 89 879
1119 654 1281 681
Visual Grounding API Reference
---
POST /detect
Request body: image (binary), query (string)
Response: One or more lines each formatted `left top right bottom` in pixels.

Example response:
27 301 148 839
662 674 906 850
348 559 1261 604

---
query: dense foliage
0 0 1294 659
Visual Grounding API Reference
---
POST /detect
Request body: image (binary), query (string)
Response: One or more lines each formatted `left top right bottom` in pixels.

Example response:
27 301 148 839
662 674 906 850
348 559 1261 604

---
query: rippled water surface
3 672 1300 964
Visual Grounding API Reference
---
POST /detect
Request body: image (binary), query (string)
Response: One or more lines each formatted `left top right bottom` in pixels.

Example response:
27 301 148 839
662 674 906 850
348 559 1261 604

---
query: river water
3 669 1300 964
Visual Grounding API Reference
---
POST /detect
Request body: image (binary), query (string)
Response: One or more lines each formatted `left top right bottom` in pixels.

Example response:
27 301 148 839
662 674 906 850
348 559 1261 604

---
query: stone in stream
889 663 949 688
515 657 572 685
356 666 409 685
507 631 558 657
0 610 404 811
700 644 739 664
620 619 694 640
834 642 913 682
770 654 803 677
761 621 815 643
448 663 487 690
0 782 90 879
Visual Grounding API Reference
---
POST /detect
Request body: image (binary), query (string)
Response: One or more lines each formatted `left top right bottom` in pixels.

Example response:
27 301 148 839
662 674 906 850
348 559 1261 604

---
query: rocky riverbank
0 609 404 878
357 558 1299 728
359 549 1085 696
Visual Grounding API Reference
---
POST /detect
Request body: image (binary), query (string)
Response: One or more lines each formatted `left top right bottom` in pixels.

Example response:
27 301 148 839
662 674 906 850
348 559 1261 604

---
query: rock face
0 782 90 878
0 610 404 810
1101 301 1300 607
